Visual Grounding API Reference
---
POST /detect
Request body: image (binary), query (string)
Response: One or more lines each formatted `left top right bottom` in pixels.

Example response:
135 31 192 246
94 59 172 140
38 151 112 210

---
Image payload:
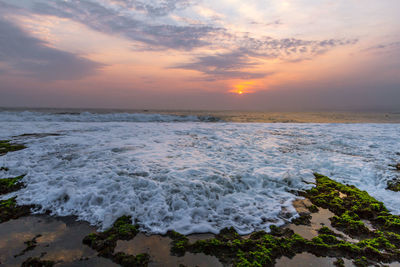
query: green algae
353 256 369 267
0 175 25 195
0 197 32 223
303 173 391 237
83 216 149 266
387 180 400 192
0 140 26 155
0 174 29 222
330 211 370 237
167 230 189 256
317 226 343 238
334 258 345 267
83 216 139 256
291 213 312 226
113 252 150 267
307 204 319 213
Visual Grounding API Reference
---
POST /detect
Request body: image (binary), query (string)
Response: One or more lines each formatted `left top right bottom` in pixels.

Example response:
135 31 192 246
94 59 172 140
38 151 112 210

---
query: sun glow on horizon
229 80 262 95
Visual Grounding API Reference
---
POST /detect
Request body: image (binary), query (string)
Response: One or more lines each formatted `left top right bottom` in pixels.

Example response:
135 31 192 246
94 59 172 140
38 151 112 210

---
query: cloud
110 0 195 17
173 36 357 79
31 0 356 56
172 49 270 80
235 36 358 60
33 0 220 50
0 16 104 80
4 0 358 82
364 41 400 52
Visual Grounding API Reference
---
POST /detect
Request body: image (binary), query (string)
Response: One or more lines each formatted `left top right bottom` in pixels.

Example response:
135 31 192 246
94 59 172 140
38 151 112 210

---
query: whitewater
1 111 400 235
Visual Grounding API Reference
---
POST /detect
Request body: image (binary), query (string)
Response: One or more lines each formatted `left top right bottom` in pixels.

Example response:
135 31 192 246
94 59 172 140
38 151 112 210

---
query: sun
229 81 258 95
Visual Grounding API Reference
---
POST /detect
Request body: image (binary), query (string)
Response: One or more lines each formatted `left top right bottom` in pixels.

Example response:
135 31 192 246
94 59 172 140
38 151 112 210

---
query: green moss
268 225 294 238
312 234 342 246
317 226 343 238
82 216 146 265
303 173 396 237
386 181 400 192
0 197 32 223
361 235 395 250
353 256 369 267
334 242 361 254
178 228 310 266
330 211 370 237
375 214 400 232
167 230 189 256
291 213 312 226
0 175 25 195
334 258 345 267
380 231 400 248
111 216 139 239
307 204 319 213
0 140 26 155
113 252 150 267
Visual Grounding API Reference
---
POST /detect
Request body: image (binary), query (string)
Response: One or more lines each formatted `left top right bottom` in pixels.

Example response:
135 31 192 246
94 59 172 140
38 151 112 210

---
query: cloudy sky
0 0 399 111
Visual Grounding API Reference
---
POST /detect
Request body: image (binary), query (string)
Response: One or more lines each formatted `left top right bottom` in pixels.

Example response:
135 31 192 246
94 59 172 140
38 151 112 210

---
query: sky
0 0 399 111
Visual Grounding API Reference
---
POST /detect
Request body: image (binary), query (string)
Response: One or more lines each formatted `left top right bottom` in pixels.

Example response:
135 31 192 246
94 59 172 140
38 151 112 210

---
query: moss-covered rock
307 204 319 213
0 140 26 155
353 256 369 267
0 175 25 195
387 180 400 192
166 230 189 256
302 173 395 237
291 213 312 226
317 226 343 238
113 252 150 267
0 197 32 223
83 216 139 257
82 216 149 266
334 258 345 267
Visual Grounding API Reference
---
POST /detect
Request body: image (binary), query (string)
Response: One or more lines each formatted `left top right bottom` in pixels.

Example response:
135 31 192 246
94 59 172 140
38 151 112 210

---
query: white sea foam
1 112 400 235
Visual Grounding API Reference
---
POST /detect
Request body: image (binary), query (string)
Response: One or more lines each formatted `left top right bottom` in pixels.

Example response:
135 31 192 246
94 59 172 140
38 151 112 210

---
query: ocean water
0 110 400 235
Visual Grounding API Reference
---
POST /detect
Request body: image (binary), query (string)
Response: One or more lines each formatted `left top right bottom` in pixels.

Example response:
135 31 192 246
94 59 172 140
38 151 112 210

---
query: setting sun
230 80 261 95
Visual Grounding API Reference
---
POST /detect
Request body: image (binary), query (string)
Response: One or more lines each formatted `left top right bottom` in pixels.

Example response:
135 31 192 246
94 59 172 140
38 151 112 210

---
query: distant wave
0 111 222 122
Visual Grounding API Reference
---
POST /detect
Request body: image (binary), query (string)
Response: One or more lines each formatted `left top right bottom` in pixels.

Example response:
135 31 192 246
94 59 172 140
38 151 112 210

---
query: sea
0 108 400 235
